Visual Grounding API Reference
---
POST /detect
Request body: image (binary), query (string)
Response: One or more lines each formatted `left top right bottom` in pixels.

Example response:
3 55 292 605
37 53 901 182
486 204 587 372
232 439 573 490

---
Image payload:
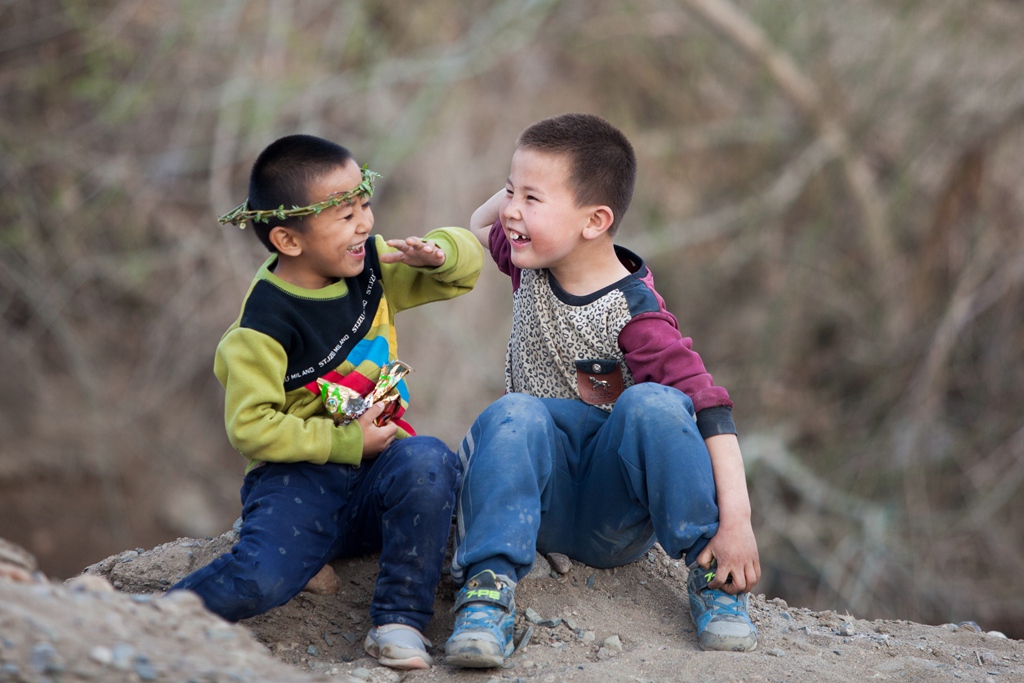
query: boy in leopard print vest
446 113 760 668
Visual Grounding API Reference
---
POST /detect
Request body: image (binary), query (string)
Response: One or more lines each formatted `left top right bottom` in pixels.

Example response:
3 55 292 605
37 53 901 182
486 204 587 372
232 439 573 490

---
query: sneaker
364 623 434 670
686 563 758 652
445 570 516 668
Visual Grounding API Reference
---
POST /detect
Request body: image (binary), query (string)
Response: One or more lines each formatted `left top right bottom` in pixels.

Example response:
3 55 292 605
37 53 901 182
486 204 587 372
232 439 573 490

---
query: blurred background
2 0 1022 638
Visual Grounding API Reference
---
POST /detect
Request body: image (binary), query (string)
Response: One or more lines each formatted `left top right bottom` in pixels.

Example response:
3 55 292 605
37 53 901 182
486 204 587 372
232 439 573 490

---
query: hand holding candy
317 361 413 427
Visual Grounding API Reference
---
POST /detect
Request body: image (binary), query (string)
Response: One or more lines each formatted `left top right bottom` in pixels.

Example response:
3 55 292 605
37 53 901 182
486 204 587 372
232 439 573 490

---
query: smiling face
500 148 596 274
271 159 374 289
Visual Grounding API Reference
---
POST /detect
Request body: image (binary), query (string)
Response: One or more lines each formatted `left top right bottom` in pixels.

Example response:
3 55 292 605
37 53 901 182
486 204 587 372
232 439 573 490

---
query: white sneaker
364 623 434 670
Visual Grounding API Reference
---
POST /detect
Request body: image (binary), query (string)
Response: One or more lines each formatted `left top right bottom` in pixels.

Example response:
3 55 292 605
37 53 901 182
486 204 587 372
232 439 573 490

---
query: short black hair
247 134 354 251
517 113 636 235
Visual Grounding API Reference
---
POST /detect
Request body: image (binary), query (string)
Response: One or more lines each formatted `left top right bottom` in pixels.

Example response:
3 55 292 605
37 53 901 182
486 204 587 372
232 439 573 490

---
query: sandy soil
1 534 1022 683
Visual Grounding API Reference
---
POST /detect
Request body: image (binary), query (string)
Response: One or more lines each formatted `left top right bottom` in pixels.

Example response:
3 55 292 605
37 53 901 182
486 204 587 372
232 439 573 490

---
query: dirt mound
1 535 1022 683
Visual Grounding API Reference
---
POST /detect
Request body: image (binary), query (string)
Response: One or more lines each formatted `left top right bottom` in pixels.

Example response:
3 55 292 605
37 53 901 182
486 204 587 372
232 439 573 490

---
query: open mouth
508 230 530 244
347 242 366 256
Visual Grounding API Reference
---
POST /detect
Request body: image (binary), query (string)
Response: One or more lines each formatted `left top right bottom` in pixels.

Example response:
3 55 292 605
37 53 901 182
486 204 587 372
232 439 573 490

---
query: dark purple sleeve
620 312 736 437
488 219 521 291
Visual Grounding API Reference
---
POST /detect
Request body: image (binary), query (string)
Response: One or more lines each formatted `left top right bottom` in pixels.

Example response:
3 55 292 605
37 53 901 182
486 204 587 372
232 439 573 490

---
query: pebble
603 635 623 652
89 646 114 665
517 624 535 651
767 648 786 657
582 631 596 642
978 651 1000 666
986 631 1008 639
29 642 63 674
350 667 371 680
525 608 563 629
134 654 158 681
111 643 135 670
527 553 553 580
307 645 318 656
546 552 572 574
585 574 596 589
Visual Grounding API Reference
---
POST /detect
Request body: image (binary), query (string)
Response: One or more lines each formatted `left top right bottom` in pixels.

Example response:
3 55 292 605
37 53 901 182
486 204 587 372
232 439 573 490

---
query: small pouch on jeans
574 358 624 406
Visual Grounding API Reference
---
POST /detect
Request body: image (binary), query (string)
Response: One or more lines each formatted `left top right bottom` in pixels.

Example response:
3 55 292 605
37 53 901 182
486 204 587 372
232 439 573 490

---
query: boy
169 134 484 671
445 114 760 667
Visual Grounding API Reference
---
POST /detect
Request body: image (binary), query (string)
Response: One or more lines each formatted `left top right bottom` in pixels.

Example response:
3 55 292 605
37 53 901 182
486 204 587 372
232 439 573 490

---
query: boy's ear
581 205 615 240
269 225 303 256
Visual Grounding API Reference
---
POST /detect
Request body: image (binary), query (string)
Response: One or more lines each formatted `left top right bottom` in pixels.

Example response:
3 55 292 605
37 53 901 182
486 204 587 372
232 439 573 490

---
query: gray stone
134 655 158 681
29 642 63 674
546 552 572 574
603 635 623 652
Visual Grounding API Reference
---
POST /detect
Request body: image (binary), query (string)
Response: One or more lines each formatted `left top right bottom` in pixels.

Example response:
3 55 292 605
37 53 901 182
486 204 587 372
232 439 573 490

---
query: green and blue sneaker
687 563 758 652
445 570 516 668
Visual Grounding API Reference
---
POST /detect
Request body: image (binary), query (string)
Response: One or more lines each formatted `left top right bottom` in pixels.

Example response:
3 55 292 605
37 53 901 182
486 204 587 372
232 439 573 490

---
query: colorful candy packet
316 360 413 427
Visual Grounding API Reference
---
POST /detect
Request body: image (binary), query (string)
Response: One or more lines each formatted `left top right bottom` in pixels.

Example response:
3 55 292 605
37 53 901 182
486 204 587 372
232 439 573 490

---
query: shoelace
706 589 747 617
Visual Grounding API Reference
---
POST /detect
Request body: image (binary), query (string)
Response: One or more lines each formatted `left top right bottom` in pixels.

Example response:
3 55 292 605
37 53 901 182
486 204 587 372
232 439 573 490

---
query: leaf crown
218 165 381 229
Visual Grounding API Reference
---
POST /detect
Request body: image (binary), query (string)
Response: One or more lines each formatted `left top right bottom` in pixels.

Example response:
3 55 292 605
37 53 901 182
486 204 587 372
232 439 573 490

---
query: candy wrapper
317 360 413 427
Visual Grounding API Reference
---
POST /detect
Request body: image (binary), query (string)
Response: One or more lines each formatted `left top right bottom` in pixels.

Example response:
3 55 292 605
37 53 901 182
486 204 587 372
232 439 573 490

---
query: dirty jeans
451 384 720 584
169 436 459 631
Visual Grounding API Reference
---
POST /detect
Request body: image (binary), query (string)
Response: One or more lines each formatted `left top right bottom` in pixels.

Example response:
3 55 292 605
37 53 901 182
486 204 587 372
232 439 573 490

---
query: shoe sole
445 639 509 668
377 654 432 670
364 637 435 670
698 634 758 652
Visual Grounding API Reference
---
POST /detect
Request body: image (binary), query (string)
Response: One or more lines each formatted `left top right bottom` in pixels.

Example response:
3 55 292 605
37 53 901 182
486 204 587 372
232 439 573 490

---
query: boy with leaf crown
169 134 484 671
446 114 759 667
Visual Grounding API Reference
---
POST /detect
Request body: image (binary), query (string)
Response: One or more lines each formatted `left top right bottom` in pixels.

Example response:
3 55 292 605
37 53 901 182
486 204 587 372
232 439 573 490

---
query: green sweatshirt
213 228 483 471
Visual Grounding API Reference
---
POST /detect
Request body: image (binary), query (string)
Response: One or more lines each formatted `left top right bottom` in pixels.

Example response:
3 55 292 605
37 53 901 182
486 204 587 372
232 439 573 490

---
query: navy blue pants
451 384 720 584
169 436 459 631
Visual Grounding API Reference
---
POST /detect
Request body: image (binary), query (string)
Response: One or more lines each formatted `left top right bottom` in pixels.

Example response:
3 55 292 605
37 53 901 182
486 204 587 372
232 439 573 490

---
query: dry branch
678 0 893 276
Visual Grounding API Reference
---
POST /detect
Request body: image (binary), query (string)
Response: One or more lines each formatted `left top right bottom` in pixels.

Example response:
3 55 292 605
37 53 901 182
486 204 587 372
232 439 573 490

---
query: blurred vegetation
2 0 1022 637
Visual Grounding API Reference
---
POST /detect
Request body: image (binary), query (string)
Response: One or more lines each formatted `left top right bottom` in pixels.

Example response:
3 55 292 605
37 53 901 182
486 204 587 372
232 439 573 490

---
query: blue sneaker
687 563 758 652
445 570 516 668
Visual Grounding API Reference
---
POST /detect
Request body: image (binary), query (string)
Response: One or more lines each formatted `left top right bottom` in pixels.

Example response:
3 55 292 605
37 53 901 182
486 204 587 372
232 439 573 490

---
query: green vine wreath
218 166 381 229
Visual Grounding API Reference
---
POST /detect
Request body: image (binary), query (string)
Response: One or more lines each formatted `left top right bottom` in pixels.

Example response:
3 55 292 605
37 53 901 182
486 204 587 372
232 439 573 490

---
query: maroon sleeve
619 312 733 414
488 219 521 291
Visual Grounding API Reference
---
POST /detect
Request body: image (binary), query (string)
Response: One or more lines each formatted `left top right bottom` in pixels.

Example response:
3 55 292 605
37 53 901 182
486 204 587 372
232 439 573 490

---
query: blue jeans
169 436 459 631
451 384 719 583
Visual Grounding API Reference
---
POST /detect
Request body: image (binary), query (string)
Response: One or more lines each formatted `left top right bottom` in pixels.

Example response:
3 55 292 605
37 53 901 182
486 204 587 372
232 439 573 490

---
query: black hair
517 113 637 235
247 134 354 251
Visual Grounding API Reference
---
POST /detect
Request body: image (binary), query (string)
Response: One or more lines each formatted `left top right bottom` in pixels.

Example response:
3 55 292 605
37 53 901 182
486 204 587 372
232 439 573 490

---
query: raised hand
381 236 446 268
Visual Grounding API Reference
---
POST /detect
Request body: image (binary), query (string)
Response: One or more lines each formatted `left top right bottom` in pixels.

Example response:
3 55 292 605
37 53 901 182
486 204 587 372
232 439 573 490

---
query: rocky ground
1 534 1022 683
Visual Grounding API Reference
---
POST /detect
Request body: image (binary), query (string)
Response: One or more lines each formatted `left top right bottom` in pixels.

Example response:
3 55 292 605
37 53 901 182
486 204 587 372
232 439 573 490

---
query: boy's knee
617 383 696 424
481 392 549 429
392 436 459 480
180 557 297 621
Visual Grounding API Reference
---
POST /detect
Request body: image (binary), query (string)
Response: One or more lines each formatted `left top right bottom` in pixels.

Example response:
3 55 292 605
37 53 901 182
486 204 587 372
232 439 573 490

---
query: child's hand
357 403 399 459
696 520 761 595
381 236 446 268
